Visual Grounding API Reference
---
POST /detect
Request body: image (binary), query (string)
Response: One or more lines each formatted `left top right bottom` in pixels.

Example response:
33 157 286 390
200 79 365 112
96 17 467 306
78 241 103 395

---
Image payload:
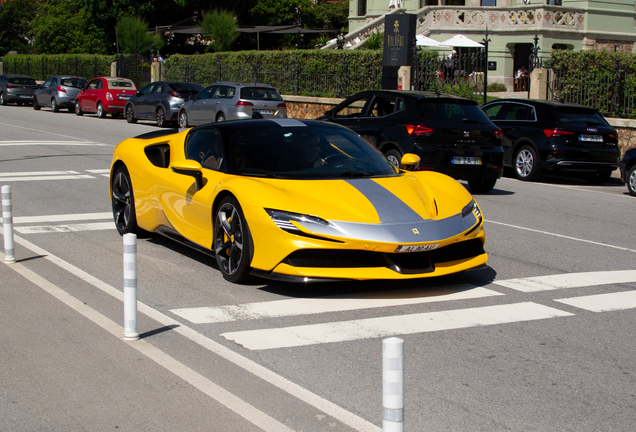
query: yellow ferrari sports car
110 118 487 283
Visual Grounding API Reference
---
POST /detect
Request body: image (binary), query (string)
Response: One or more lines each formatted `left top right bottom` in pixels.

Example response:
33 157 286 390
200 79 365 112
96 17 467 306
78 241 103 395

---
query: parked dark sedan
318 90 504 193
482 99 620 183
33 75 88 112
0 74 38 105
125 81 203 127
619 147 636 196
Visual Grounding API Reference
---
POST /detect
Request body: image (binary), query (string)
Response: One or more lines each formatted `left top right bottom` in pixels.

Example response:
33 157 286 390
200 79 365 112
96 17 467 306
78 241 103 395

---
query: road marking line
85 169 110 174
0 121 116 144
0 170 80 177
555 290 636 312
494 270 636 292
221 302 573 350
0 141 104 146
488 220 636 253
0 174 94 182
171 287 504 324
1 255 294 432
13 212 112 224
15 222 114 234
5 234 381 432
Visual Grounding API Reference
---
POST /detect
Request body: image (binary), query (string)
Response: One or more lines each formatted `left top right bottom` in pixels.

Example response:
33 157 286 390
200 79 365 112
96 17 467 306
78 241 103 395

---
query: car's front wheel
467 179 497 194
156 107 167 127
514 145 541 181
126 105 137 123
626 165 636 196
179 111 189 128
96 102 106 118
0 93 6 106
384 148 402 168
75 100 84 116
214 196 252 283
33 97 41 110
111 166 140 235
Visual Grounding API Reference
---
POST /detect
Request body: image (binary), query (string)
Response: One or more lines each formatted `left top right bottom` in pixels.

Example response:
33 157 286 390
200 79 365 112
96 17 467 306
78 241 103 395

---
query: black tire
0 93 6 106
75 100 84 116
33 97 41 110
96 102 106 118
51 98 59 112
384 148 402 168
213 196 253 283
467 178 497 194
126 105 137 123
111 166 140 235
627 165 636 197
178 110 189 128
514 145 541 181
216 113 226 122
586 170 612 185
156 106 167 127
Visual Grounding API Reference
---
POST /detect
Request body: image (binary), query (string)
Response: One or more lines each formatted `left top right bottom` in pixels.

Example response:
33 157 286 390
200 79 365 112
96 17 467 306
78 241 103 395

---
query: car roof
347 89 477 102
210 81 274 88
485 98 599 110
188 118 343 135
2 74 35 79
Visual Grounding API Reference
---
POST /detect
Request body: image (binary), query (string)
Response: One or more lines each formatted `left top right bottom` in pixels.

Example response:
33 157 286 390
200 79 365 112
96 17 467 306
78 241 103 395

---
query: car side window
226 87 236 98
396 98 405 113
333 97 370 119
139 83 154 94
87 80 100 90
367 97 396 117
505 104 535 121
212 86 228 99
153 84 164 94
482 104 504 120
42 78 55 88
196 86 214 100
185 129 224 171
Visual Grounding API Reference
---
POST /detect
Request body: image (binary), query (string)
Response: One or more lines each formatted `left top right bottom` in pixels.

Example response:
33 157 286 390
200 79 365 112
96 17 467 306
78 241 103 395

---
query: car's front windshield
228 124 397 179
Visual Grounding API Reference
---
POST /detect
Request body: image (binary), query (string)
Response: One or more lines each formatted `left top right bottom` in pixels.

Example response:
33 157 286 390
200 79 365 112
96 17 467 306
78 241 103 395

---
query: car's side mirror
400 153 421 171
136 91 143 96
171 160 204 191
323 109 334 118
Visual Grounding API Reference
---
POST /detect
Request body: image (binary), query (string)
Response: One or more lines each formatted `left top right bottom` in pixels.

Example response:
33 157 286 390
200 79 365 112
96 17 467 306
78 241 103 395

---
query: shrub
487 82 507 92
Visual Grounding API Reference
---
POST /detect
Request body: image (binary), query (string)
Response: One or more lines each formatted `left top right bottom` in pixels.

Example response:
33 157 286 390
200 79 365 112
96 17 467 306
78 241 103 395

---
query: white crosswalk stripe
0 140 105 146
493 270 636 292
11 212 114 234
555 290 636 312
14 222 114 234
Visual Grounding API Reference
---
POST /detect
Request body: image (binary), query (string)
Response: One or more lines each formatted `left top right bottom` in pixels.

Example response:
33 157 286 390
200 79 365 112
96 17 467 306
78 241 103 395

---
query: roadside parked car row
0 72 630 195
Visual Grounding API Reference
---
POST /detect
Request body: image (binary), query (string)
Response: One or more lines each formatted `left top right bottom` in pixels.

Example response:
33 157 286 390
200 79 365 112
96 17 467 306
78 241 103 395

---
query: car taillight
493 128 502 137
56 86 67 93
6 84 16 89
169 91 181 98
277 103 286 109
406 125 434 136
543 129 576 138
106 92 113 100
609 133 618 139
236 101 254 107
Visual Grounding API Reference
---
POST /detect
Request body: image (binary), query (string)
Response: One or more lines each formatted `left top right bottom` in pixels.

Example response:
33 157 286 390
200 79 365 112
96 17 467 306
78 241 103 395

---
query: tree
116 16 164 54
199 9 237 52
0 0 36 55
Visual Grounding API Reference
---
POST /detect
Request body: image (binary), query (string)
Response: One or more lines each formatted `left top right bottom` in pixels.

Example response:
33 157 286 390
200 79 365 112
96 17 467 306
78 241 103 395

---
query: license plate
580 134 603 142
255 109 273 115
451 156 481 165
118 95 131 100
395 243 440 253
19 95 32 99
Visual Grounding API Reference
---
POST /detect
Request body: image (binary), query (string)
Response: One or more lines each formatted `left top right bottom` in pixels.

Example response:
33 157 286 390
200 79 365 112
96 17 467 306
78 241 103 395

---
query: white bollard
2 185 16 264
383 337 404 432
123 233 139 341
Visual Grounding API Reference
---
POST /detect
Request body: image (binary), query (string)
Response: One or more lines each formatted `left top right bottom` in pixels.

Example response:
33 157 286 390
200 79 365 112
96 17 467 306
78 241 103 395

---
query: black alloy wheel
126 105 137 123
112 166 139 235
514 145 541 181
75 100 84 116
213 196 252 283
627 165 636 197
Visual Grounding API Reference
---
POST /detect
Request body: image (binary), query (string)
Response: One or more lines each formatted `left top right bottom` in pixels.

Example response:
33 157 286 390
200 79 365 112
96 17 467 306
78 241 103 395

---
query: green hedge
1 54 115 81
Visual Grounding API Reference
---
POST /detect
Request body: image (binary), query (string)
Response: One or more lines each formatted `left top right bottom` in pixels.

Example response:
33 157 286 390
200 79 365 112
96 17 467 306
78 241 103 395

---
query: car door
37 77 55 107
134 83 154 118
155 128 226 247
148 83 164 117
484 102 537 166
82 79 101 112
188 85 215 125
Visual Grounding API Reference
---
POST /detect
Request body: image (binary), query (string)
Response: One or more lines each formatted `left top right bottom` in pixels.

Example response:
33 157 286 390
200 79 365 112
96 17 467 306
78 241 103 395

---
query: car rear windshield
553 107 609 126
416 99 492 125
60 78 87 88
108 80 135 89
8 77 36 85
240 87 282 101
170 83 202 92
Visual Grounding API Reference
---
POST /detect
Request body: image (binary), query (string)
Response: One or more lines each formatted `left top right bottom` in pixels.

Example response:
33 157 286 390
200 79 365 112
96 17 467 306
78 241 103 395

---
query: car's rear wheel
627 165 636 197
75 100 84 116
97 102 106 118
156 107 167 127
0 93 6 106
179 111 189 128
214 196 252 283
126 105 137 123
33 97 41 110
467 179 497 194
586 170 612 185
216 113 226 122
514 145 541 181
51 98 59 112
384 148 402 168
111 166 140 235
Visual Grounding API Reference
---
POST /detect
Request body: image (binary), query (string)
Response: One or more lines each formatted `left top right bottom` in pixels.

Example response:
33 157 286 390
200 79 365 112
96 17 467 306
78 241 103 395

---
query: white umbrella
438 34 484 48
415 35 451 47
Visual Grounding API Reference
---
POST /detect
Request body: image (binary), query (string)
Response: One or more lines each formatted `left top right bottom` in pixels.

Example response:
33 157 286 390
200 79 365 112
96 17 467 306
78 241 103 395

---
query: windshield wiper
339 170 375 178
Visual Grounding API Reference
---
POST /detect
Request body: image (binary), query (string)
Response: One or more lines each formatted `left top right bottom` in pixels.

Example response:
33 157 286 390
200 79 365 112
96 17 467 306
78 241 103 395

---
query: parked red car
75 77 137 118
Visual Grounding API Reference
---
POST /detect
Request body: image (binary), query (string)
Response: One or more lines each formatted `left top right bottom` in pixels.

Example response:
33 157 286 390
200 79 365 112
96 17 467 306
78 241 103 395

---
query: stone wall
607 118 636 156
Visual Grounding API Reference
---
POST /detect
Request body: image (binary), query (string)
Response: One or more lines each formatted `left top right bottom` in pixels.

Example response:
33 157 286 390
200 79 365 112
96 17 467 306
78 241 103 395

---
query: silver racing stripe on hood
292 179 479 244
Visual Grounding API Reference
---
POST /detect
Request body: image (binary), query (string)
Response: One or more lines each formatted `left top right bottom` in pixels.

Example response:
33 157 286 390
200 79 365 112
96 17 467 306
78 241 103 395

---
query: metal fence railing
2 56 113 82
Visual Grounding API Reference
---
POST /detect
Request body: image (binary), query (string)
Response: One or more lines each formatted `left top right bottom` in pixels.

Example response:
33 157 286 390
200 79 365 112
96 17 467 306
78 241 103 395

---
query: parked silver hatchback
33 76 88 112
178 82 287 128
0 74 38 105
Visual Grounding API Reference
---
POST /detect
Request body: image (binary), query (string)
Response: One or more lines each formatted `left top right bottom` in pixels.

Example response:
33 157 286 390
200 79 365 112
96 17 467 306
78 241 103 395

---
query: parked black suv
481 99 620 183
318 90 504 193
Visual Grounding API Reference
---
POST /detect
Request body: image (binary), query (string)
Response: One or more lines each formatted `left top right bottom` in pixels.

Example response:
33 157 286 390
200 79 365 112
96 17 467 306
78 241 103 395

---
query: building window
421 0 439 5
445 0 466 4
481 0 496 5
358 0 367 16
546 0 562 4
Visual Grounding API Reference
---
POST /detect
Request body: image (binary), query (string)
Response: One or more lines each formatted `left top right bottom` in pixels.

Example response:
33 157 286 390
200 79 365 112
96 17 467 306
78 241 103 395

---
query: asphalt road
1 104 635 431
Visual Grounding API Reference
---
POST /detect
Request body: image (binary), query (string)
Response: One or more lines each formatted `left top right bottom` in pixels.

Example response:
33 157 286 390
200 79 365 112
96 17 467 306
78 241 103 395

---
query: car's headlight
265 209 328 234
462 199 482 222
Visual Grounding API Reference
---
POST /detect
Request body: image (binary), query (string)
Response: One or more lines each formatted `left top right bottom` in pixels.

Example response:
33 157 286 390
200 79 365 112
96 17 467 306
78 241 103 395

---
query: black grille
282 239 485 274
